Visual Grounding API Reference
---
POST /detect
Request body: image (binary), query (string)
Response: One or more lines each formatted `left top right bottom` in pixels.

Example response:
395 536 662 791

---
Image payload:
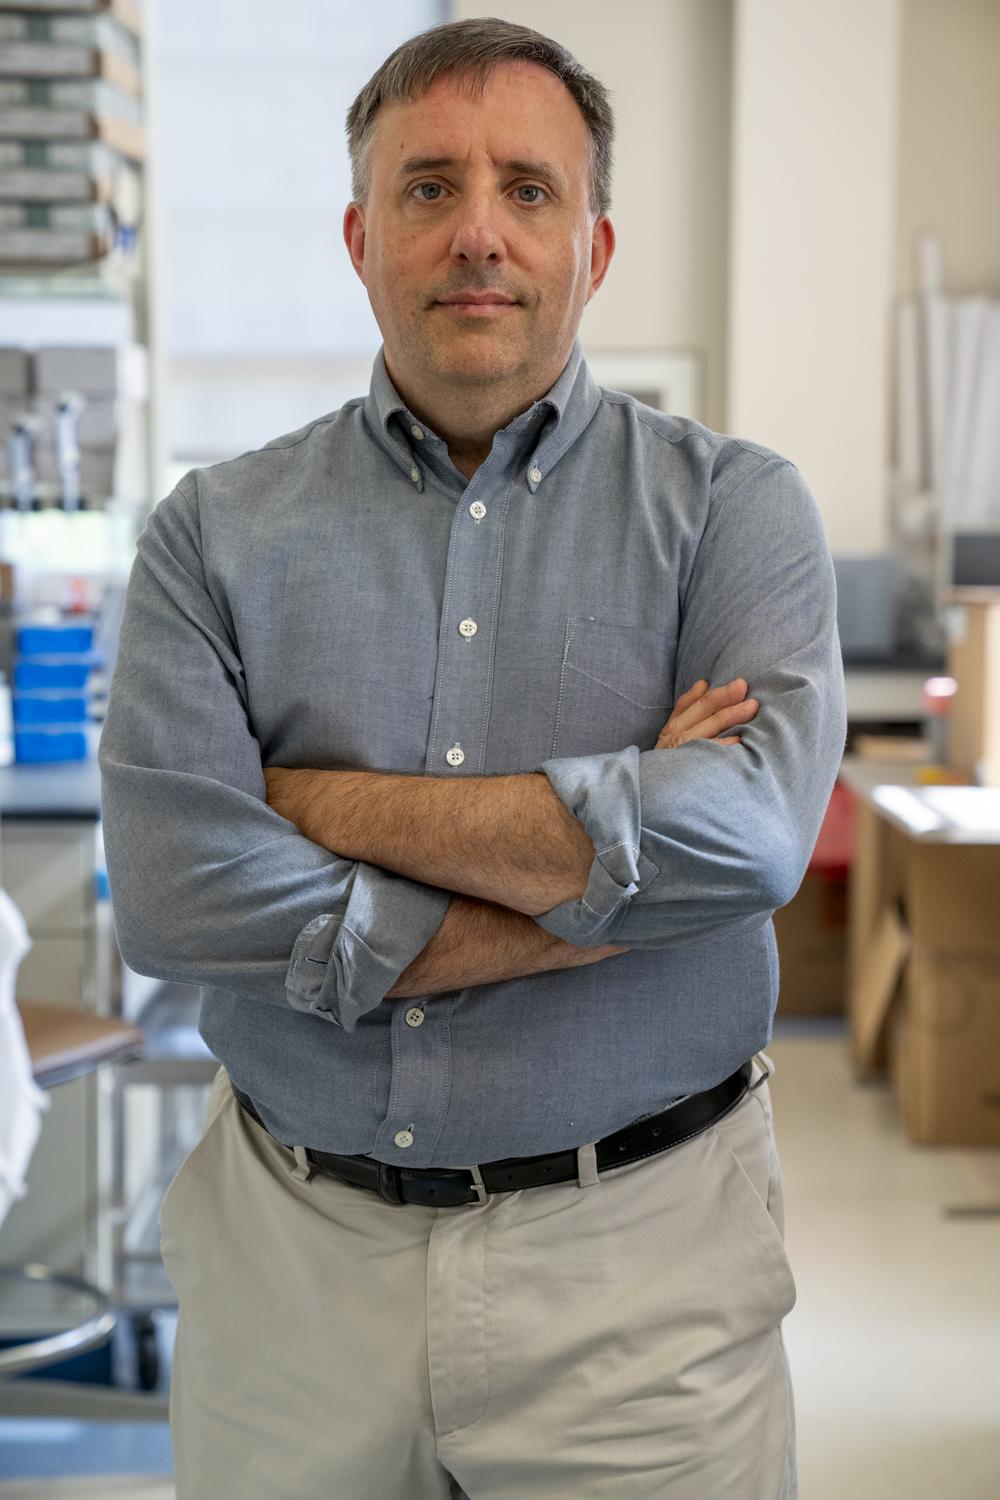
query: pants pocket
706 1086 797 1322
159 1064 231 1251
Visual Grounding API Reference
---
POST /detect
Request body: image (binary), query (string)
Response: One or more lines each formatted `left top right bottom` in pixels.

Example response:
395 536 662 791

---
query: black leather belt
230 1060 755 1209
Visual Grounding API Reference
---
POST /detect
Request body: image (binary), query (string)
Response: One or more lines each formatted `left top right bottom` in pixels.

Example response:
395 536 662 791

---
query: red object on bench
808 781 856 881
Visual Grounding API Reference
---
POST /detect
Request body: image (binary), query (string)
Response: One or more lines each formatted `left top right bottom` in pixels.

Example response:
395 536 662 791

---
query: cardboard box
34 342 146 400
892 954 1000 1146
893 842 1000 1145
774 871 847 1014
843 755 1000 1143
0 349 30 397
945 589 1000 786
776 781 855 1014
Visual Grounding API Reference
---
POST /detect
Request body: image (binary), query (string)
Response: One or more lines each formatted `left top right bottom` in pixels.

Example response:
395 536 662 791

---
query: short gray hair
345 16 614 217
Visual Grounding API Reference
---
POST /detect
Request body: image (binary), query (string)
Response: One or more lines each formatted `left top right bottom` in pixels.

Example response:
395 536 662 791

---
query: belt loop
751 1051 774 1091
576 1142 600 1189
289 1144 317 1183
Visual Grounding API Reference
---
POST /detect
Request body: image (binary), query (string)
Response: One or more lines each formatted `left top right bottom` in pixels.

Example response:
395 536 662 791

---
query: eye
513 184 547 204
412 182 445 202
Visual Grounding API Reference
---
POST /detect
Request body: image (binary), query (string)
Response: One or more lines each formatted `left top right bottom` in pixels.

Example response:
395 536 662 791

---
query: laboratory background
0 1 999 1496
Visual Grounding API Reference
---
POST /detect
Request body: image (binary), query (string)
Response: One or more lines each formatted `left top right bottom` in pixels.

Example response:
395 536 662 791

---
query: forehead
369 61 590 178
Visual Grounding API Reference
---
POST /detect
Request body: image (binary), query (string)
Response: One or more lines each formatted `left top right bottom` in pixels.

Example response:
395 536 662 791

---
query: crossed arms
263 679 759 1000
99 457 846 1034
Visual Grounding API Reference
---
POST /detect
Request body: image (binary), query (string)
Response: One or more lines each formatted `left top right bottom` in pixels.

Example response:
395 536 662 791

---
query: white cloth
0 888 48 1230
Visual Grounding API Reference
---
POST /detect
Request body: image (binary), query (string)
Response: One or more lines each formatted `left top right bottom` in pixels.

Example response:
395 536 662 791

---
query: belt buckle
468 1165 490 1206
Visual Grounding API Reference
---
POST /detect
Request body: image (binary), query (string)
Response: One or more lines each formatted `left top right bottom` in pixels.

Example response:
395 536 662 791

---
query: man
100 17 845 1500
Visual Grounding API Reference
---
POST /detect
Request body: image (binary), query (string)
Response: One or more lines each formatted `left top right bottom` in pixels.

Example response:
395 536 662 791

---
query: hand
655 678 758 749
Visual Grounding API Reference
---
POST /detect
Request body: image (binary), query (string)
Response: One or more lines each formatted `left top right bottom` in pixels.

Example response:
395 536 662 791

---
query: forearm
266 767 595 916
386 893 627 999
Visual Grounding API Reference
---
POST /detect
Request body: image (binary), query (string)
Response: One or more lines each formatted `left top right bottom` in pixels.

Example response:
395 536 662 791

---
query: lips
435 293 518 308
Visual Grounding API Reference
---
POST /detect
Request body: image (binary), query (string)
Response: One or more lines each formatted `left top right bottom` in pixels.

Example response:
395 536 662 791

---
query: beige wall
897 0 1000 299
728 0 902 554
453 0 733 433
452 0 1000 556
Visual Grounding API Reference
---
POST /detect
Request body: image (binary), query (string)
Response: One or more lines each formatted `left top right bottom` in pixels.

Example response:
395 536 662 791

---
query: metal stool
0 1001 144 1379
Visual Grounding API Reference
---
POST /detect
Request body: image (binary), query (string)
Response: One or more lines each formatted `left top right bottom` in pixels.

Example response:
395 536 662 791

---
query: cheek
373 234 434 292
542 243 591 310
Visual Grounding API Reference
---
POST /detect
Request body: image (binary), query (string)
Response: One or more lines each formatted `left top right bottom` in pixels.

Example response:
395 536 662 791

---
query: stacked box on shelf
1 341 147 501
37 342 145 497
12 619 99 762
0 1 143 267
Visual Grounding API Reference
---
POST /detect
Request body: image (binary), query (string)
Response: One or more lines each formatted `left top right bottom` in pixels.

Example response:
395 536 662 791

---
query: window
154 0 445 471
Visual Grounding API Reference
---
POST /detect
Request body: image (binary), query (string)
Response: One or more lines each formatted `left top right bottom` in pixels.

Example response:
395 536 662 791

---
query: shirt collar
362 340 601 495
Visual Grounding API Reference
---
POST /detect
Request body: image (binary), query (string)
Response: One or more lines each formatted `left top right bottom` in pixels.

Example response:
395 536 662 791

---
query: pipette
8 414 43 512
55 390 87 512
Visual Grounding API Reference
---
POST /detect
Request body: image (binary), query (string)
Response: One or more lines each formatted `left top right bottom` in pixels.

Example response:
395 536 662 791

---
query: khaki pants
160 1058 796 1499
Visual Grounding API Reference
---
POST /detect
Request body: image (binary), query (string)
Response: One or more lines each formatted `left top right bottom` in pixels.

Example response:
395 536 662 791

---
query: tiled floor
2 1019 999 1497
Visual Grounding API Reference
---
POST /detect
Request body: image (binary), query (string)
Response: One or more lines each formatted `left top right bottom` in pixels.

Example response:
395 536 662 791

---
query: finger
667 679 709 718
662 699 758 747
665 690 758 738
664 678 751 736
715 736 744 747
699 699 758 737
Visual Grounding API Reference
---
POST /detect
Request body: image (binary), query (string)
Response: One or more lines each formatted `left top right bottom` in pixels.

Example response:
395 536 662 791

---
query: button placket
424 474 512 780
375 965 453 1166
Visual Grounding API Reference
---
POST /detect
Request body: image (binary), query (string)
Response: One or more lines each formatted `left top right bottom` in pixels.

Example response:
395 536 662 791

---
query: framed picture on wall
583 349 704 422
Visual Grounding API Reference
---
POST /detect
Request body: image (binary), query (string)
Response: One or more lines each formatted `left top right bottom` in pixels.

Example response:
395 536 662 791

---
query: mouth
434 293 519 316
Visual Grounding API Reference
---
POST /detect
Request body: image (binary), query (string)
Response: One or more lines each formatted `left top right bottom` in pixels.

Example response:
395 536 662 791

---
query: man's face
344 61 614 406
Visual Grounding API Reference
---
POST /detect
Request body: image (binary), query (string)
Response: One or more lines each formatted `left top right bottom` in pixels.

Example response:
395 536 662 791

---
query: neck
385 356 561 481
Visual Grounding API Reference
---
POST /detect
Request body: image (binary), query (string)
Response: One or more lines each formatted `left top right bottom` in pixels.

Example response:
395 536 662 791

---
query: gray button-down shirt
100 342 845 1167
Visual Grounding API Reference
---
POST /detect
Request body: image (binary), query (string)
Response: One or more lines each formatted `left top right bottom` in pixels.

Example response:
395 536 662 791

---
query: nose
448 191 506 267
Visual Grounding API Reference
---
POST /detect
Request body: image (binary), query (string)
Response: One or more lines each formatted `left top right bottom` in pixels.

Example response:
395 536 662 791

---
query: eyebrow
397 155 566 187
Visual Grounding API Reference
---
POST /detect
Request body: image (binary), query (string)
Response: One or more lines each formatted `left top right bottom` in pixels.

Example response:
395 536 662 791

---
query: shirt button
446 745 465 767
409 467 420 484
528 465 542 484
470 501 487 520
405 1007 425 1027
394 1129 414 1149
410 424 424 440
458 618 477 639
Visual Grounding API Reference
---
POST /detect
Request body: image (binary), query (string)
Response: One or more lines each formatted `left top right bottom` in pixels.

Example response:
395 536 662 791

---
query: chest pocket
551 617 676 759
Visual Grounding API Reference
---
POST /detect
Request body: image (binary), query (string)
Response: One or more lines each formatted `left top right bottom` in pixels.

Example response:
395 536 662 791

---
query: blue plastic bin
13 660 92 690
17 623 95 657
13 695 88 726
14 728 88 763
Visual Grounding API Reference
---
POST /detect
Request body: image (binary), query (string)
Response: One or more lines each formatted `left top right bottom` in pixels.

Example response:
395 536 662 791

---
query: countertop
0 759 102 820
839 755 1000 844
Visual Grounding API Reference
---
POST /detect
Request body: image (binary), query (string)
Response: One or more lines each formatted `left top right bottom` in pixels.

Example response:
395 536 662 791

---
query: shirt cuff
285 863 451 1033
535 745 660 944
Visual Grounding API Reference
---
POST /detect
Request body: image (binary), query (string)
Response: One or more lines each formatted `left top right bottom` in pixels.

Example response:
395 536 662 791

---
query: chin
435 344 524 386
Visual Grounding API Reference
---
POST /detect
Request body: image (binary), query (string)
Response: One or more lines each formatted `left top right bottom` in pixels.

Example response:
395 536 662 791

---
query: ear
586 216 615 302
343 202 367 282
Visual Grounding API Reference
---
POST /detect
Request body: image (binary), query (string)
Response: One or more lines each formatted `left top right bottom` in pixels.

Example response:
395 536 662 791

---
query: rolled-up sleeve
535 456 846 949
99 478 450 1034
